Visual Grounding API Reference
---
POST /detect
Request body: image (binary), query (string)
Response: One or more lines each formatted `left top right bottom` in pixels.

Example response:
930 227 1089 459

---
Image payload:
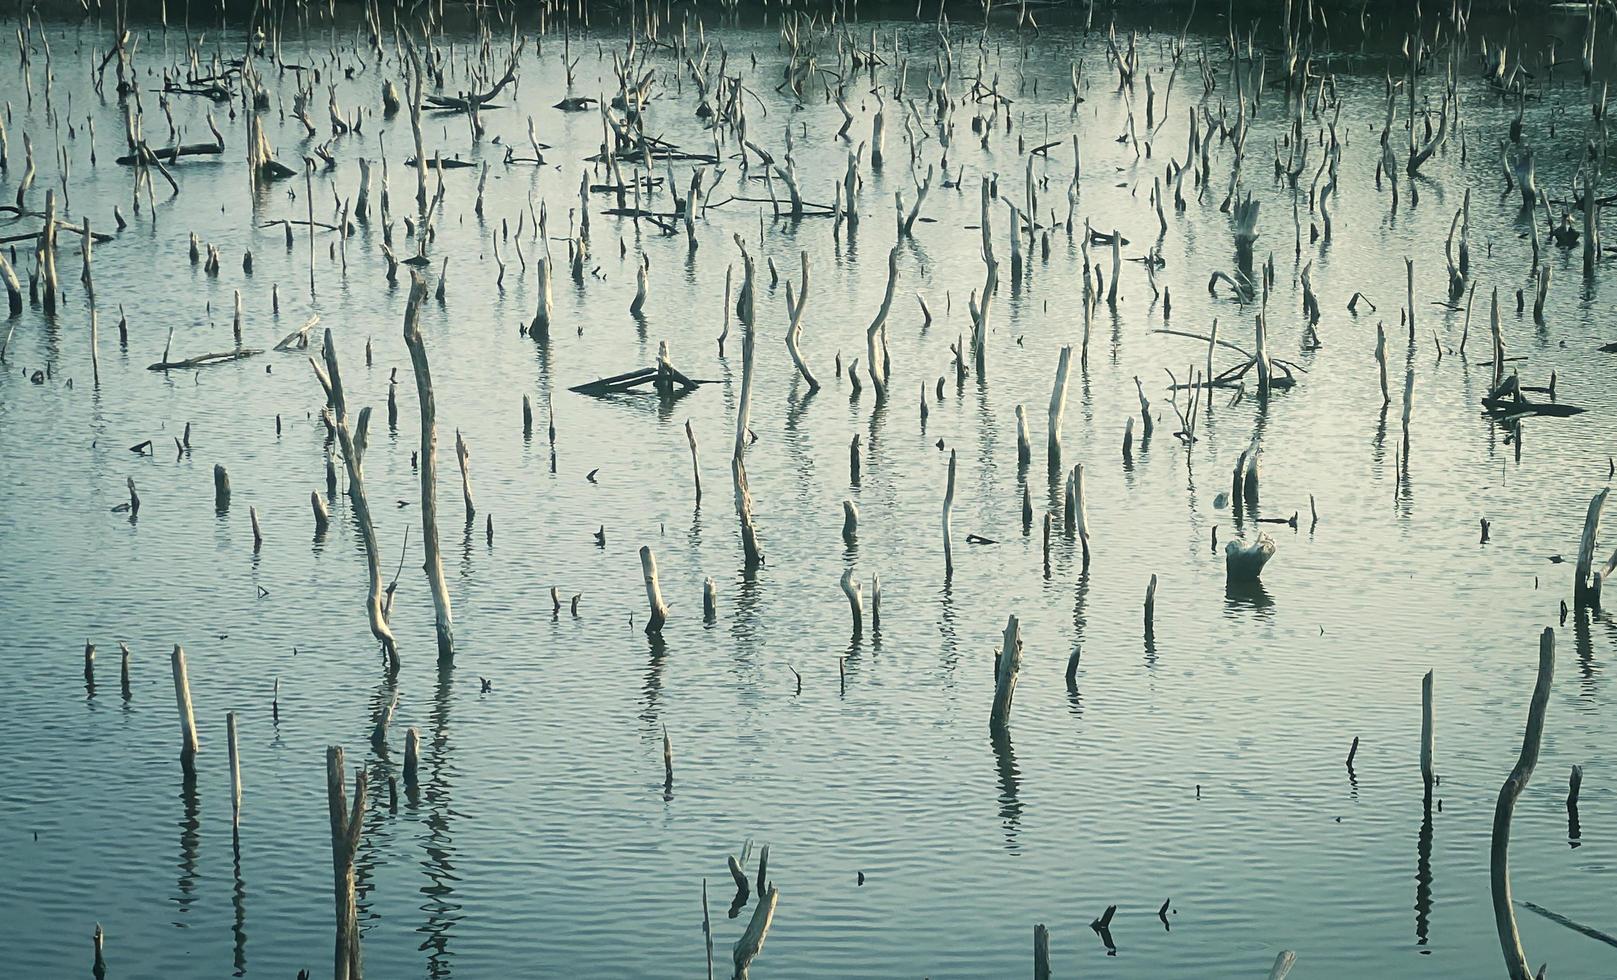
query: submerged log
148 348 264 371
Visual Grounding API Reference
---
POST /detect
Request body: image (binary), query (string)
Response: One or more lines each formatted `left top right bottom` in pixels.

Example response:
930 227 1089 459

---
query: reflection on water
418 664 464 979
8 4 1617 978
231 847 248 977
1223 578 1275 615
173 775 200 929
1414 788 1434 948
990 725 1022 851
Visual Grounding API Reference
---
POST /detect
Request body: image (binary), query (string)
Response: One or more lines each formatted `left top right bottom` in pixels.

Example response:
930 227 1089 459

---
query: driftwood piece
148 348 264 371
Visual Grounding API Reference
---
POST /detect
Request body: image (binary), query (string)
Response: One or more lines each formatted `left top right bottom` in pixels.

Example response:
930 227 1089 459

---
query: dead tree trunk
327 745 366 980
401 273 454 663
311 330 399 673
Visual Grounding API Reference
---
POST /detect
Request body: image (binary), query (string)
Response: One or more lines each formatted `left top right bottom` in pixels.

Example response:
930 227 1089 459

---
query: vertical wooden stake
404 726 420 791
642 546 670 634
171 645 199 776
1421 669 1435 787
327 746 366 980
227 710 242 833
942 449 957 579
1034 923 1051 980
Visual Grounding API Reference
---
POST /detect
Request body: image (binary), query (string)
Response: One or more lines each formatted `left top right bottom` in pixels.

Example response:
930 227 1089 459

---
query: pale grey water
3 5 1617 978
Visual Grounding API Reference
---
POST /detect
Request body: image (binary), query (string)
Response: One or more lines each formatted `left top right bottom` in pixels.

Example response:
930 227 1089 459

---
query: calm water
3 4 1617 977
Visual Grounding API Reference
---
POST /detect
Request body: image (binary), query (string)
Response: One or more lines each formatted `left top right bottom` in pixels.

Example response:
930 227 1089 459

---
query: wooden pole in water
1421 669 1435 788
1047 346 1072 474
311 490 330 536
214 464 231 511
1073 463 1091 567
990 614 1023 728
171 645 199 776
641 546 669 634
402 272 454 663
404 727 420 791
1144 575 1158 639
702 878 713 980
1491 628 1555 980
1034 923 1051 980
327 745 365 980
1574 489 1608 608
686 419 702 508
118 642 131 700
93 923 105 979
943 449 957 578
865 246 898 399
455 428 475 521
840 568 864 638
227 711 242 834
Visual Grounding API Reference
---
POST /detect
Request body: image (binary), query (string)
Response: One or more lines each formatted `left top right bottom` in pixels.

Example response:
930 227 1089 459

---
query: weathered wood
311 490 330 536
1491 629 1555 980
455 429 475 521
403 727 420 791
1575 489 1608 608
401 273 454 663
943 449 957 579
1073 464 1091 567
732 884 778 979
865 246 898 399
783 251 818 392
1225 534 1275 582
1047 346 1072 472
171 645 199 776
311 328 398 673
1421 669 1435 787
148 348 264 371
686 420 702 508
227 711 242 833
840 568 863 638
327 746 365 980
213 464 231 511
641 546 670 634
990 614 1023 728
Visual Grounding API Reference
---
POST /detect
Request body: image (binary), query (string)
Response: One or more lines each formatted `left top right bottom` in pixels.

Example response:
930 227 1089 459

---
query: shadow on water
418 662 464 979
173 773 200 928
989 725 1022 851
